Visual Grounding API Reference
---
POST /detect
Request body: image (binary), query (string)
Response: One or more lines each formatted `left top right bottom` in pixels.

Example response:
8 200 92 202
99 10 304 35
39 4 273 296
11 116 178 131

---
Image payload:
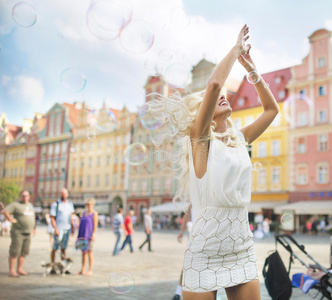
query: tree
0 180 20 206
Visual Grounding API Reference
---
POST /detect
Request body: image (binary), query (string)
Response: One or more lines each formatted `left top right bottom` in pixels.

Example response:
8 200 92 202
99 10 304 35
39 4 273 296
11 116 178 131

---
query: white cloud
3 75 44 105
324 20 332 30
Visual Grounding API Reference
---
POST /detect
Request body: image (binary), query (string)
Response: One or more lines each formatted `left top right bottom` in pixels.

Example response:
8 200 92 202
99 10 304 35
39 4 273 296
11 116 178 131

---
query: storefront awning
150 201 188 214
274 201 332 215
248 201 288 213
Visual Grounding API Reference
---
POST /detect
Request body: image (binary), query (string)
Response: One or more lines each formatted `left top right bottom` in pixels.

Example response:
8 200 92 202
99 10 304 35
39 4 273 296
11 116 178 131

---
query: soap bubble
87 132 96 141
119 19 154 54
246 71 260 84
87 108 117 132
109 271 134 294
164 63 190 88
281 213 293 226
12 2 37 28
60 68 87 92
138 105 163 130
75 238 88 252
252 162 262 171
124 143 147 165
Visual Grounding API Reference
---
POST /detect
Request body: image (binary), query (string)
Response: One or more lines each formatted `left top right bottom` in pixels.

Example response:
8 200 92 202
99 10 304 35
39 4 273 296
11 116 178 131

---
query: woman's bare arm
238 51 279 144
191 24 250 139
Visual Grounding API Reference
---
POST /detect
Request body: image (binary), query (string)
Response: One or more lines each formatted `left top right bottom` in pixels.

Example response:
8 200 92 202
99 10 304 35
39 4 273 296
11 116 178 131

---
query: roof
231 67 292 111
6 124 22 145
63 103 80 126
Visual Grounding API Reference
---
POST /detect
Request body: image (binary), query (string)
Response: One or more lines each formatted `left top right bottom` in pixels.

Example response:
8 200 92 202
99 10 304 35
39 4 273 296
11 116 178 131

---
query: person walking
0 190 36 277
50 188 75 274
120 210 135 253
76 198 98 276
112 207 126 256
139 208 153 252
147 24 279 299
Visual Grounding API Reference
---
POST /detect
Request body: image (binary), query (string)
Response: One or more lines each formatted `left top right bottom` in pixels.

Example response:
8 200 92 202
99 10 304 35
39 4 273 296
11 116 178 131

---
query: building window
153 177 160 191
272 140 280 156
297 137 306 153
105 174 109 186
80 158 84 167
272 166 281 184
275 77 281 84
81 142 86 151
278 90 285 99
258 168 266 185
96 175 100 187
48 143 53 155
113 174 118 186
72 178 75 188
97 156 101 166
318 110 327 123
88 157 92 167
317 164 328 184
107 139 111 146
116 136 120 145
89 142 93 151
238 98 244 106
319 85 326 96
73 159 76 169
98 140 102 148
258 142 267 158
61 141 67 153
19 167 23 177
318 134 328 151
296 165 308 185
318 57 326 68
299 89 307 100
87 176 91 187
234 119 242 130
297 112 308 126
79 177 83 187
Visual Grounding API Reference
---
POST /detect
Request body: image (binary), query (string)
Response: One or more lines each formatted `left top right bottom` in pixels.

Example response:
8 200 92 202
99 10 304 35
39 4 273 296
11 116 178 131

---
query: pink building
287 29 332 204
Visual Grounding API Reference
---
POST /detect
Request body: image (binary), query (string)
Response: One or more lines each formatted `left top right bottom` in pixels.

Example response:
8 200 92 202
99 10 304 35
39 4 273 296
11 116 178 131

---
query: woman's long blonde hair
145 90 243 205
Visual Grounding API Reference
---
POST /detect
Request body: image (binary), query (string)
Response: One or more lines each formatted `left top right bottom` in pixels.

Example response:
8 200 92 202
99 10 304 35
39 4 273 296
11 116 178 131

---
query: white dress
182 131 259 292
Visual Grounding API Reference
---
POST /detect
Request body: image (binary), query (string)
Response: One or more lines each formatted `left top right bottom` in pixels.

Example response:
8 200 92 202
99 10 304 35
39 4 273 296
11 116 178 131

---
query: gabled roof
6 124 22 145
63 103 80 127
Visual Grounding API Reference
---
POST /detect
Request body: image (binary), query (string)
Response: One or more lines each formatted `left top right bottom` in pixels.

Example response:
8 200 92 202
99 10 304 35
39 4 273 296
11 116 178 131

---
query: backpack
262 250 292 300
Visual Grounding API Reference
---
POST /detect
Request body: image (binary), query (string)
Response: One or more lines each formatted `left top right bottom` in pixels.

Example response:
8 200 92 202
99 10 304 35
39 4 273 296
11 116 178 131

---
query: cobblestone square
0 226 330 299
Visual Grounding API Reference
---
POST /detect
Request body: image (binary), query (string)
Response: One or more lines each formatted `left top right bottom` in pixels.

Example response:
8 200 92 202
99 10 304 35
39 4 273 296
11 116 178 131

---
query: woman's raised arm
191 24 250 139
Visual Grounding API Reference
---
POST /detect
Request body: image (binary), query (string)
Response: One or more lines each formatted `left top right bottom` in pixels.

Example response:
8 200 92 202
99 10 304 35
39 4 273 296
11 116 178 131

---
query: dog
41 258 73 277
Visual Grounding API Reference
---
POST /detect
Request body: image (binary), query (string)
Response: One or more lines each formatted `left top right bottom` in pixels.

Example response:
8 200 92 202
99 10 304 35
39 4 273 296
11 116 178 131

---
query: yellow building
67 103 133 214
231 68 292 217
4 144 26 189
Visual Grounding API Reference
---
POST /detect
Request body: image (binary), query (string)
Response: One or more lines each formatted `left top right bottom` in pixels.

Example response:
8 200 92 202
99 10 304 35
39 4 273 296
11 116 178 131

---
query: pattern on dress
182 207 259 292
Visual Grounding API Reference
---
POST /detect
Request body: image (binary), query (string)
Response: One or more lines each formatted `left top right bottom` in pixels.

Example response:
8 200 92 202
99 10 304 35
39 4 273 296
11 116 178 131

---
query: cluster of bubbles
109 271 134 294
12 2 37 27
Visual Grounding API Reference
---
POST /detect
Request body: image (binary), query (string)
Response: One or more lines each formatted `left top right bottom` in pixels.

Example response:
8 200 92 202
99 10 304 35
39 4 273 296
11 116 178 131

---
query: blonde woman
147 25 279 300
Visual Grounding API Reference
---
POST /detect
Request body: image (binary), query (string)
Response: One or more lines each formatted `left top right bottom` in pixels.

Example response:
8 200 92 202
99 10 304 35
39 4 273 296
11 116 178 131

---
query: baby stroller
263 233 332 300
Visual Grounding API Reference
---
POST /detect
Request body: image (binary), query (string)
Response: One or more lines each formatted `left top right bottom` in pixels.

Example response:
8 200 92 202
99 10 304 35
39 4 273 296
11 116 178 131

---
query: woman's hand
235 24 250 55
238 47 257 72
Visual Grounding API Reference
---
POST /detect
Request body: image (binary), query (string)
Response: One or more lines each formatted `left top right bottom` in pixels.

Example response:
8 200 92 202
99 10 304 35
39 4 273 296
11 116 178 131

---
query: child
76 198 98 276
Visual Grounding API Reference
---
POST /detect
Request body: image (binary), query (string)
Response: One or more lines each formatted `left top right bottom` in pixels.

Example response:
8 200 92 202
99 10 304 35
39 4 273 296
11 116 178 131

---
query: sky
1 0 332 126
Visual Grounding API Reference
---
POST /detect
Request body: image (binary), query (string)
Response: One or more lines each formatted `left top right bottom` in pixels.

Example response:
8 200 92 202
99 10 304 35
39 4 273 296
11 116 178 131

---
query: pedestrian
262 218 271 238
45 213 54 249
76 198 98 276
139 208 153 252
320 218 326 234
146 24 278 299
112 207 126 256
0 190 36 277
49 188 75 274
120 210 135 253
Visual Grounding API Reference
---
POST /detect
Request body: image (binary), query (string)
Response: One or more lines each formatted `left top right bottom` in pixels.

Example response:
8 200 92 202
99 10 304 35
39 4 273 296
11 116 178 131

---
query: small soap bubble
124 143 147 165
164 63 190 88
60 68 87 92
281 213 293 225
109 271 134 294
87 132 96 141
12 2 37 28
246 71 260 84
75 238 88 252
138 105 162 130
252 162 262 171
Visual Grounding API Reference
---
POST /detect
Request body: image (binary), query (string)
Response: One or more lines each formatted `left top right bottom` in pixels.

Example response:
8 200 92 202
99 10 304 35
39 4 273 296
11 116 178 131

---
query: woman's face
213 94 232 120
